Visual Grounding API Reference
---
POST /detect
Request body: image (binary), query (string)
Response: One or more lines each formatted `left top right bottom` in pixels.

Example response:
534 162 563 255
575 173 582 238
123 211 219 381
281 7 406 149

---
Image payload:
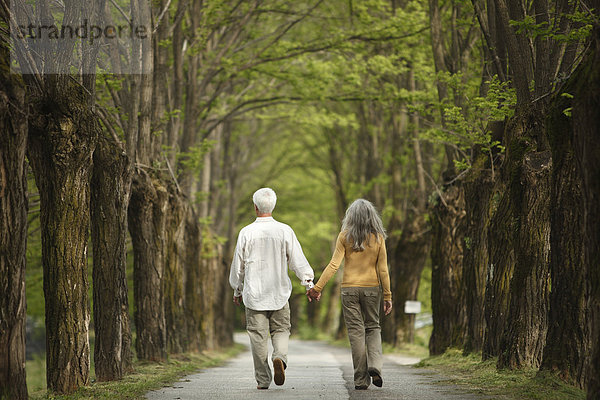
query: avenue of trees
1 0 599 399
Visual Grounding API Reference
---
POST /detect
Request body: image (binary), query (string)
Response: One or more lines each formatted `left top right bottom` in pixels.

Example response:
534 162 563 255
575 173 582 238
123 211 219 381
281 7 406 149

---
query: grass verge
29 344 245 400
416 349 585 399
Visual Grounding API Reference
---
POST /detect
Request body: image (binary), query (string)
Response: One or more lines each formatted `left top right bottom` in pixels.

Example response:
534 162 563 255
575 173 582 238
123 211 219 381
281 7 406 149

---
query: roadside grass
383 325 431 359
416 349 585 400
28 344 245 400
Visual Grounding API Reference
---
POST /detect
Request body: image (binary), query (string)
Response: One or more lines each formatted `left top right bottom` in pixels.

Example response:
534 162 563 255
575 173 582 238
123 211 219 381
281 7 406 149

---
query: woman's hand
306 288 321 302
383 300 393 315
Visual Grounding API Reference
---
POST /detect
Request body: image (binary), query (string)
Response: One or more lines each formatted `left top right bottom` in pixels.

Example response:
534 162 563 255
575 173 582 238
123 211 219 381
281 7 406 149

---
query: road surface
146 333 484 399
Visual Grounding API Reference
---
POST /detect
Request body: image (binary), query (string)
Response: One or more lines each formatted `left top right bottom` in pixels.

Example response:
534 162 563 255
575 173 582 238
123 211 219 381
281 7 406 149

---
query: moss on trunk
27 77 96 394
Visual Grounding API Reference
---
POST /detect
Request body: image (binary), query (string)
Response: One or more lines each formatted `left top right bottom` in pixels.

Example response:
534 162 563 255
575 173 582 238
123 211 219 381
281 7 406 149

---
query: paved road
146 333 485 399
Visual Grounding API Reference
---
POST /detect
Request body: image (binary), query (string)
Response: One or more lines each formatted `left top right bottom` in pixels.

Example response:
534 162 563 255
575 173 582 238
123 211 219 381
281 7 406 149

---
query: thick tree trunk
163 187 189 354
483 177 514 359
568 25 600 398
0 47 29 399
27 80 95 394
429 184 467 355
90 134 133 381
128 171 168 361
540 85 589 387
496 107 551 370
462 160 494 354
384 215 430 345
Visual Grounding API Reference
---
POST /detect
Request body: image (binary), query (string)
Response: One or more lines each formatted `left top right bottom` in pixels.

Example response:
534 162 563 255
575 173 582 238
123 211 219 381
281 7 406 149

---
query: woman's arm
377 237 392 302
313 232 345 292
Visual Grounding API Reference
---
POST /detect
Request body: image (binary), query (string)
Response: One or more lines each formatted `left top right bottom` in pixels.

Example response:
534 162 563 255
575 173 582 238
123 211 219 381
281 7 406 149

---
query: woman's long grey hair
341 199 387 251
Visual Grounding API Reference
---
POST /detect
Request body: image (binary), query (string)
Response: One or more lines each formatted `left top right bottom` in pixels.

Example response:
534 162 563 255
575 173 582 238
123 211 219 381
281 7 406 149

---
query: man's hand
383 300 393 316
306 288 321 302
233 295 242 306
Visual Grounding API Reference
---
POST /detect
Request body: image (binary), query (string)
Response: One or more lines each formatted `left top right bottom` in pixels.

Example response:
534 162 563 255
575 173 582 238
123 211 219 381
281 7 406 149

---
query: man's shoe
355 385 368 390
369 370 383 387
273 358 285 386
257 386 268 390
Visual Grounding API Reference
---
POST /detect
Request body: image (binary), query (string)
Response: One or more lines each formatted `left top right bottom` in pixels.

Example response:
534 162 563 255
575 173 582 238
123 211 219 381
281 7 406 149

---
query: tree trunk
27 80 95 394
90 134 133 381
462 159 494 354
539 84 589 387
483 177 514 360
184 207 205 352
163 187 189 354
128 171 168 361
322 273 341 337
214 245 234 348
496 107 551 370
429 184 467 355
0 41 29 399
568 24 600 398
384 215 430 345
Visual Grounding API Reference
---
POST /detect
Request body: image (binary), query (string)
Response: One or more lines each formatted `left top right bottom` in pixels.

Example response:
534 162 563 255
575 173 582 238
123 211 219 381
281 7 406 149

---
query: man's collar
255 216 274 222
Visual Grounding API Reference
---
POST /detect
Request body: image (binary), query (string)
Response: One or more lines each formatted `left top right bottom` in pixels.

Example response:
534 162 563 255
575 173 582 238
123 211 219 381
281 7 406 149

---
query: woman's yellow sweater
314 231 392 301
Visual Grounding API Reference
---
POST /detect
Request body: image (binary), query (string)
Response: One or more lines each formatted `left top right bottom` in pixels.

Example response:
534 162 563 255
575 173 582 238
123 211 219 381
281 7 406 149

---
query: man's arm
229 232 245 299
286 229 314 289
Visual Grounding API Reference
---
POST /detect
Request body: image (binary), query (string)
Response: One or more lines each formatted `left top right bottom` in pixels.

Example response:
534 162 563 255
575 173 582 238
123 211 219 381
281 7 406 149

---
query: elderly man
229 188 315 390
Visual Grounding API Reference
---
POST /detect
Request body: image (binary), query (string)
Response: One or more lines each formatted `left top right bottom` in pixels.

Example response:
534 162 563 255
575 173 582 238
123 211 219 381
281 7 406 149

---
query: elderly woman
307 199 392 390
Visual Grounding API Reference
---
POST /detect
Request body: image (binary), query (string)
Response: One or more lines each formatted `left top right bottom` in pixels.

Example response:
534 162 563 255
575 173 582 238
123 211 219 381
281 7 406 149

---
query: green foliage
509 10 594 43
424 75 515 170
177 139 215 177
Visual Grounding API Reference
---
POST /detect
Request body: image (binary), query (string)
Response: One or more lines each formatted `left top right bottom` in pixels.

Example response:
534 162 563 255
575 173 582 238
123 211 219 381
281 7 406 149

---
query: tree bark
539 83 589 388
567 24 600 398
214 244 234 348
429 184 467 355
128 171 168 361
492 105 552 368
0 30 29 398
483 175 513 359
184 207 205 352
497 148 551 369
384 215 430 345
163 187 189 354
462 159 494 355
27 78 96 394
91 134 133 381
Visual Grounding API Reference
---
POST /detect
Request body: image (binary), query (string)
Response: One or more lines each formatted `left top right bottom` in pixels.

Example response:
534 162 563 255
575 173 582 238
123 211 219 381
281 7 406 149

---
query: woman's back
340 232 383 288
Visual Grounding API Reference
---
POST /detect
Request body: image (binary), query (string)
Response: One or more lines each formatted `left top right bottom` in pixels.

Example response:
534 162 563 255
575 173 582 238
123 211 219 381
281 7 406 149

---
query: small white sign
404 300 421 314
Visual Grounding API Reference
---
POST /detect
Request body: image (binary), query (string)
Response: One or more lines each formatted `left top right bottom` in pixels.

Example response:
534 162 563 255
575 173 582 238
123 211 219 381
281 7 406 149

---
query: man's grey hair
341 199 387 251
253 188 277 214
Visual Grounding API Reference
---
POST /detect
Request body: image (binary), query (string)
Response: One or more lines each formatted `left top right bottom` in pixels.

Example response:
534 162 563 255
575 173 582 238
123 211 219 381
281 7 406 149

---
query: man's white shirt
229 216 314 311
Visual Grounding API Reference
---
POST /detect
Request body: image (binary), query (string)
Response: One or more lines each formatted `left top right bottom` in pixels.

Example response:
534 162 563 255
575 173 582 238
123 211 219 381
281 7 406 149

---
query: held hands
306 288 321 302
233 295 242 306
383 300 393 316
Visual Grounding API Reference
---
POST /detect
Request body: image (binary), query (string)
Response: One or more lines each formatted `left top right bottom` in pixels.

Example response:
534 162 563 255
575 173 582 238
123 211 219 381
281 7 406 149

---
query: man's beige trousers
245 302 290 388
341 286 383 387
